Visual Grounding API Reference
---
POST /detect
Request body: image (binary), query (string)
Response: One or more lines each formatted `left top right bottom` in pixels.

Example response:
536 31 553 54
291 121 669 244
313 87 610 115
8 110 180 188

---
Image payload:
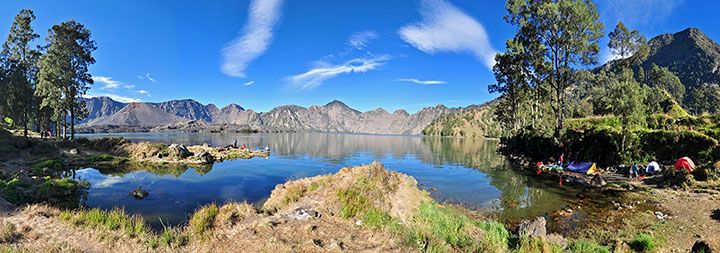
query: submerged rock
129 186 149 200
518 216 547 238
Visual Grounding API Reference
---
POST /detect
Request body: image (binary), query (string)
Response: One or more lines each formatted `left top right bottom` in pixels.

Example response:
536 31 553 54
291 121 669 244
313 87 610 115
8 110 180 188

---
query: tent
647 161 661 173
566 162 597 174
674 157 695 173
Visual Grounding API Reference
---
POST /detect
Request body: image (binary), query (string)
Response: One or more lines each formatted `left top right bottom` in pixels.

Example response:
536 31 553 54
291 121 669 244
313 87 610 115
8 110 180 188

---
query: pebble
355 220 363 226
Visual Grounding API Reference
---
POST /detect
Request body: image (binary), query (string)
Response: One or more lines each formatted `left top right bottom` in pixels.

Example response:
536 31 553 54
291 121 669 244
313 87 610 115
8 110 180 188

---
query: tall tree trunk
70 108 74 140
62 111 67 139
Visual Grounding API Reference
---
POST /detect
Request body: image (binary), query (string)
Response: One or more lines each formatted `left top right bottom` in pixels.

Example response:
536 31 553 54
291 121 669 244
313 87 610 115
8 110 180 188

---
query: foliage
36 19 96 139
516 237 564 253
608 21 647 67
422 103 503 138
0 177 88 208
60 208 150 238
566 239 610 253
0 221 20 244
504 0 605 136
188 203 219 238
648 64 685 105
629 233 656 252
406 202 509 252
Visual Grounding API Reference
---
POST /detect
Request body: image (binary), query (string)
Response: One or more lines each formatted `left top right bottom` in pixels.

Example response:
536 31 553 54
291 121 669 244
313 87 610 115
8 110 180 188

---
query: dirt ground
654 189 720 252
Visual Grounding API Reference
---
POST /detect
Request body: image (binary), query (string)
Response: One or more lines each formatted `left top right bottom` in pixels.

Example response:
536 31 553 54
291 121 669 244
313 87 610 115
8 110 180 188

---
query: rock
0 197 16 215
69 148 78 155
129 186 149 200
655 211 671 220
590 174 606 187
194 151 215 164
545 233 567 248
692 240 713 253
518 217 547 238
328 239 345 251
355 220 363 226
288 207 319 221
168 144 192 159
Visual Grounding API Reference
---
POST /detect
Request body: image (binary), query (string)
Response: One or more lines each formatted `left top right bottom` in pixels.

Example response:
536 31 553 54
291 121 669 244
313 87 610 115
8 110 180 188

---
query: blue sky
0 0 718 113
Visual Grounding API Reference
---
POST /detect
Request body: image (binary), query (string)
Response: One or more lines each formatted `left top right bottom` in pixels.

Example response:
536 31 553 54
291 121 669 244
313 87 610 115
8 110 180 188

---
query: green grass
336 189 371 219
30 159 63 175
283 183 307 205
188 203 219 238
362 208 394 229
630 233 656 252
148 227 188 249
515 237 564 253
59 208 150 238
406 202 509 252
567 239 610 253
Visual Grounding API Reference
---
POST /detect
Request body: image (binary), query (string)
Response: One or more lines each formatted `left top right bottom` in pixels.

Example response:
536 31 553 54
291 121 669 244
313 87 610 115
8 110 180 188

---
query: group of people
233 140 270 152
628 161 662 178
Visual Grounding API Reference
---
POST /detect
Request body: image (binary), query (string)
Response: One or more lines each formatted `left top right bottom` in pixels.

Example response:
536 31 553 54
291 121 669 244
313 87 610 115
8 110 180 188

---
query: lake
75 132 585 229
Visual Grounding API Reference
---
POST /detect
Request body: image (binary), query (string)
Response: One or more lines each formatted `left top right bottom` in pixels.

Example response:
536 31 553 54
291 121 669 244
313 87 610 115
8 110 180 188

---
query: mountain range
79 98 461 135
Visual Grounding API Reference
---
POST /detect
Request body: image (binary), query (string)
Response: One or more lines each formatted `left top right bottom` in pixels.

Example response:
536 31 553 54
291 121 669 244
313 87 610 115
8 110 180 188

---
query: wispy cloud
348 30 378 50
396 78 447 85
289 55 389 90
243 81 255 86
599 0 684 28
137 73 157 83
93 76 126 89
83 93 142 103
399 0 497 68
221 0 284 78
137 90 151 97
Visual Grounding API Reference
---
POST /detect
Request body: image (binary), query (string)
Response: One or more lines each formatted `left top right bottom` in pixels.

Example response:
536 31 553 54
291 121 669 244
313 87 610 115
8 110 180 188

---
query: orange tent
674 157 695 173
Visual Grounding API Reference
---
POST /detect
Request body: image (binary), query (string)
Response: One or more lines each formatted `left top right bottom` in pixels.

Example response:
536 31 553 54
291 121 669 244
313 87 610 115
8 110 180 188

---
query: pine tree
1 9 40 137
36 20 96 139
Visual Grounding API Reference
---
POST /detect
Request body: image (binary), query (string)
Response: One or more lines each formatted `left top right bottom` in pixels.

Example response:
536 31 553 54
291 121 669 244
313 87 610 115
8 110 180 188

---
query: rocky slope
79 98 460 135
80 97 125 123
85 102 185 127
422 101 501 138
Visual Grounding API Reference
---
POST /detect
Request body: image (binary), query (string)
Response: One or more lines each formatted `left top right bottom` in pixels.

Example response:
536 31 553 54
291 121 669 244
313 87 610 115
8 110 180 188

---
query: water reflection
78 133 581 226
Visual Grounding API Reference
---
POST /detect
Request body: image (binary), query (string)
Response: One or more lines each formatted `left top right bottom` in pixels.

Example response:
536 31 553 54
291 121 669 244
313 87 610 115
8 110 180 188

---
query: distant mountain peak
325 100 349 108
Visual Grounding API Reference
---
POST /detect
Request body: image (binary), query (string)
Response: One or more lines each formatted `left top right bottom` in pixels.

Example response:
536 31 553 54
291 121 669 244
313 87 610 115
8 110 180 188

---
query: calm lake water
75 132 584 228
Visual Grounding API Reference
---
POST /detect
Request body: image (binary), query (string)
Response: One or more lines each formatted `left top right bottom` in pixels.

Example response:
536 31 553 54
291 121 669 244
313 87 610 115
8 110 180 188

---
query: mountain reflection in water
76 132 581 228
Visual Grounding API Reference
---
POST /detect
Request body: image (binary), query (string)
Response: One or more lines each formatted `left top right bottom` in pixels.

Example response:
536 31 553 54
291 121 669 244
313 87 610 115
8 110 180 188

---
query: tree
599 70 646 155
1 9 40 137
491 40 531 134
648 64 685 105
36 20 96 139
608 21 646 60
687 84 720 115
505 0 604 137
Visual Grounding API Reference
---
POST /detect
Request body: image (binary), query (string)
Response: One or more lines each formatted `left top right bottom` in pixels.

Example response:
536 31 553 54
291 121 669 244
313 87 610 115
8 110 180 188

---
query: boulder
167 144 192 159
518 216 547 238
0 197 16 215
692 240 713 253
69 148 79 155
194 151 215 164
590 174 606 187
288 207 320 220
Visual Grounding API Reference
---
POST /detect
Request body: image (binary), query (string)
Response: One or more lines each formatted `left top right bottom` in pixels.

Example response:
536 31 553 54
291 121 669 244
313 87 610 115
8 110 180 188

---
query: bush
694 162 720 181
60 208 149 238
564 126 626 166
638 130 717 163
658 168 695 188
188 203 219 237
629 233 656 252
567 239 610 253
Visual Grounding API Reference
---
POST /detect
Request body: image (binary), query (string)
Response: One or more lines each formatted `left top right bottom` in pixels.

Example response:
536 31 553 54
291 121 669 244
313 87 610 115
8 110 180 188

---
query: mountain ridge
78 97 464 135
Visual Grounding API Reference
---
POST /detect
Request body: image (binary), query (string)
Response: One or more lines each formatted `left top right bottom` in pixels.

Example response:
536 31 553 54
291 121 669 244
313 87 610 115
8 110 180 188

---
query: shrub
188 203 219 237
629 233 656 252
0 221 20 243
567 239 610 253
638 130 717 163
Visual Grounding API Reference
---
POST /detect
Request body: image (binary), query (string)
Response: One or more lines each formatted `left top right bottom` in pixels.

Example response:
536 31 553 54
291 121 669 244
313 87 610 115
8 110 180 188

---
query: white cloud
348 30 378 50
137 90 151 97
92 76 123 89
221 0 284 77
289 55 389 90
599 0 684 28
243 81 255 86
397 78 447 85
399 0 497 68
83 93 142 103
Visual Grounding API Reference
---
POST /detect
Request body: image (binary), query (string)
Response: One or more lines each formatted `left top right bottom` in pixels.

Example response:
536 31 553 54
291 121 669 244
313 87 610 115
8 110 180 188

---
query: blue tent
566 162 597 174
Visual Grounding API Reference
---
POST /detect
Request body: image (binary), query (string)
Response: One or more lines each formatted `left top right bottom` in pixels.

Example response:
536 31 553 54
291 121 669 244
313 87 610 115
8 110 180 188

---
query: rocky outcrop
518 216 547 238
